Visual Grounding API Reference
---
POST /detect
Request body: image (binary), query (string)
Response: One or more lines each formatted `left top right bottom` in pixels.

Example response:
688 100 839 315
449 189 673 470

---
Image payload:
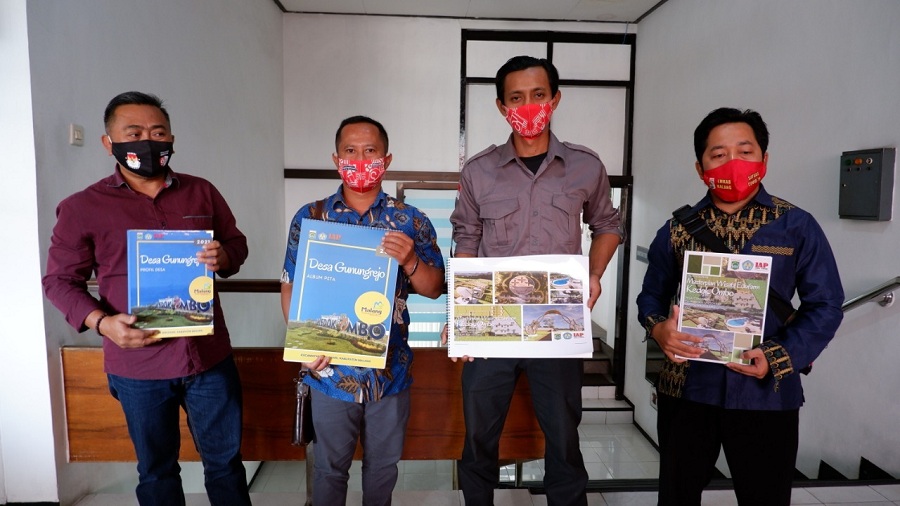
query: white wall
283 14 632 175
21 0 284 502
0 1 57 502
282 13 630 174
629 0 900 479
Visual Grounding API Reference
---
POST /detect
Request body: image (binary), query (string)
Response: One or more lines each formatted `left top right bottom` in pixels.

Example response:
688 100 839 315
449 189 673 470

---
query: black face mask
109 138 173 178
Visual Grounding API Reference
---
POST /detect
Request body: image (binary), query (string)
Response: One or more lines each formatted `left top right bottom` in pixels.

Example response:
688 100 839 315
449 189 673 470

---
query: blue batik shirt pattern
282 186 444 404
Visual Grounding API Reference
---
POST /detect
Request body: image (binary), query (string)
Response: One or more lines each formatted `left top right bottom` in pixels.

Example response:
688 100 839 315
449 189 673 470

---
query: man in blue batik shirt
281 115 444 506
636 108 844 506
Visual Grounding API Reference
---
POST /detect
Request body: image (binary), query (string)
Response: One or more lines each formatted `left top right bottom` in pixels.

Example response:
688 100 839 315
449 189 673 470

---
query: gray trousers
310 388 410 506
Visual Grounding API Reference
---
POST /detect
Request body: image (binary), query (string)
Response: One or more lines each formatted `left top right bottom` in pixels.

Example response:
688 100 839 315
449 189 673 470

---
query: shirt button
533 211 538 216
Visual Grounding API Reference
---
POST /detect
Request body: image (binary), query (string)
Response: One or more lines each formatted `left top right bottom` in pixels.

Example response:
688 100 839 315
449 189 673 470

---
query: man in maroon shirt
42 91 251 505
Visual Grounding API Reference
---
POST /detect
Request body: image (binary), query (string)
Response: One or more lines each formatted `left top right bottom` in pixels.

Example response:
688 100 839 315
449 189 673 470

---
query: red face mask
700 159 767 202
337 158 386 193
505 102 553 139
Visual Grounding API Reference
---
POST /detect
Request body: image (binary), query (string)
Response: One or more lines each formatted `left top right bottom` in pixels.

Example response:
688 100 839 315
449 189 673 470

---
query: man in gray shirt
449 55 622 506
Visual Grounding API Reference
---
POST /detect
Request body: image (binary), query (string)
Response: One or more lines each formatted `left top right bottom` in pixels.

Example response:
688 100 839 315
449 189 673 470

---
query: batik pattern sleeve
411 208 445 271
281 203 314 284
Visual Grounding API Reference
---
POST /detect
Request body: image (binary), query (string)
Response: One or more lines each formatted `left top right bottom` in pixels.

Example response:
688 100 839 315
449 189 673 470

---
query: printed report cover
127 230 215 338
677 251 772 364
284 219 398 369
448 255 593 359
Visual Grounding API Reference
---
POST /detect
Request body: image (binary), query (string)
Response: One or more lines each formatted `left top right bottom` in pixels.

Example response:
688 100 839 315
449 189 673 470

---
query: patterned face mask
109 137 172 178
337 158 386 193
505 102 553 139
701 158 767 202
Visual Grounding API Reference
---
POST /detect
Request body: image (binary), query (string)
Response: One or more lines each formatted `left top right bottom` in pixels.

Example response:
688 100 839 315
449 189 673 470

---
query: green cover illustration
677 251 772 364
284 219 398 369
127 230 215 338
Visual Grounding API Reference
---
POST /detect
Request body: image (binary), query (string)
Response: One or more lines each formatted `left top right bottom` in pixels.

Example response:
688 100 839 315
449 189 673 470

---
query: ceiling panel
280 0 366 15
279 0 662 23
361 0 470 18
465 0 583 21
568 0 657 22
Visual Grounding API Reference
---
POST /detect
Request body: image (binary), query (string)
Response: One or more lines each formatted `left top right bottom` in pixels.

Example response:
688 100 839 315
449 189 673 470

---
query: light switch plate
69 123 84 146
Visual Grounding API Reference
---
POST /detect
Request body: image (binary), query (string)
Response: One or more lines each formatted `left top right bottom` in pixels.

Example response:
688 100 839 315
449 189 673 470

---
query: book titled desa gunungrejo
284 219 398 369
127 230 215 338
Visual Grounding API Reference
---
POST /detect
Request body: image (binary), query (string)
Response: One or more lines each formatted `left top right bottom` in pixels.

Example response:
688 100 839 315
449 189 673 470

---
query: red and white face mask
700 158 767 202
337 158 386 193
505 102 553 139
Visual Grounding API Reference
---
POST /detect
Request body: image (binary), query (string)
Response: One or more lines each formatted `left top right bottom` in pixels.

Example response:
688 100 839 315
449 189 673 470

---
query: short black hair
693 108 769 163
334 116 389 153
104 91 170 130
495 56 560 104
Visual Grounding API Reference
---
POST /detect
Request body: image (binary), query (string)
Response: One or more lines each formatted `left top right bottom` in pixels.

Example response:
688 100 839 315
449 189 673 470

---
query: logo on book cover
355 291 391 325
741 260 754 271
189 276 214 303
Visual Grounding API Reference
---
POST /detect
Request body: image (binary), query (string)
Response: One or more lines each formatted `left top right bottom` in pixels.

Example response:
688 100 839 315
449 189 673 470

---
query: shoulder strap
672 205 730 253
310 200 325 220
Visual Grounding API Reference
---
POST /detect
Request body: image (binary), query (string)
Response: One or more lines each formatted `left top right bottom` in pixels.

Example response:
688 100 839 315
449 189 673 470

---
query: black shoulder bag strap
672 205 811 373
291 198 327 437
310 200 325 220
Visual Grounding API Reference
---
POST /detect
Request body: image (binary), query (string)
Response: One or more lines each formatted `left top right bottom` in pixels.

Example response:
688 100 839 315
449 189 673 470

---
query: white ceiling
276 0 665 23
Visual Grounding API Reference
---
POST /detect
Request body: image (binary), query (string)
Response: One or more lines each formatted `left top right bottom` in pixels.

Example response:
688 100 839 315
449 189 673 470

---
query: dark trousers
459 358 588 506
656 394 799 506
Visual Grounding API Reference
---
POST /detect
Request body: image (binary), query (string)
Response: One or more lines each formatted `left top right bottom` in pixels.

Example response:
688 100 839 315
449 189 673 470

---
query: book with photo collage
676 250 772 365
447 254 593 359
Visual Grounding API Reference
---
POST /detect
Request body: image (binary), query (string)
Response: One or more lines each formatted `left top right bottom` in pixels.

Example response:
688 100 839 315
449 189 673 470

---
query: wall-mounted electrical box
839 148 895 221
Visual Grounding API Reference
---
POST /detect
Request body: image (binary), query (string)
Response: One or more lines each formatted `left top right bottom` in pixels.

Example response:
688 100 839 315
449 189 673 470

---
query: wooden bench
61 347 545 462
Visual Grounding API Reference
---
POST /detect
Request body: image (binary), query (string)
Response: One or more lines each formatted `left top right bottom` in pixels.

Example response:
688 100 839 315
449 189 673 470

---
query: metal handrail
842 277 899 313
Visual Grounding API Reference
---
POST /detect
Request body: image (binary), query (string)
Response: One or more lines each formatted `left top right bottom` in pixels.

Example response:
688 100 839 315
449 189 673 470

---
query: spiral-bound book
676 250 772 364
126 230 215 338
283 219 398 369
447 254 593 358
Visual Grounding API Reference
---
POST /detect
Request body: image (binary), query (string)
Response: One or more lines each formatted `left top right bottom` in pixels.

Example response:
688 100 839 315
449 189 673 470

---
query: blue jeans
107 355 251 506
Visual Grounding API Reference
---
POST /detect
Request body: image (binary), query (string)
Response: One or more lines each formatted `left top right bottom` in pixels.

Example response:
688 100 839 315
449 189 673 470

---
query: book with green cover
677 250 772 364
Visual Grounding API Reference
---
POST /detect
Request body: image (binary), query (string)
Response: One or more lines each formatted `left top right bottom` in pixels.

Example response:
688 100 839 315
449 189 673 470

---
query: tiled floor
73 484 900 505
72 394 900 505
248 419 661 493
